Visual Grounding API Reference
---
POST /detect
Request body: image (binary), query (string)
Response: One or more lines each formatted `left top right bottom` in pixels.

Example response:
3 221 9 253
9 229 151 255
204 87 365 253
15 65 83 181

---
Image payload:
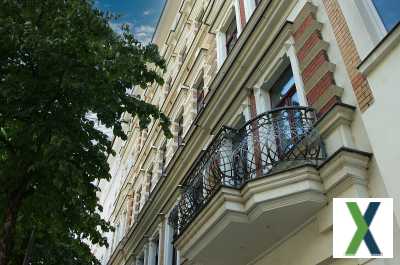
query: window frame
356 0 387 38
147 164 155 193
160 140 167 176
192 71 205 113
216 4 240 67
165 207 180 265
225 14 239 55
258 49 308 114
176 114 184 146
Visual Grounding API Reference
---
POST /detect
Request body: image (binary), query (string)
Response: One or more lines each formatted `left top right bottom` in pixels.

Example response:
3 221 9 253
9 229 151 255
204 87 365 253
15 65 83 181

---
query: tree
0 1 171 264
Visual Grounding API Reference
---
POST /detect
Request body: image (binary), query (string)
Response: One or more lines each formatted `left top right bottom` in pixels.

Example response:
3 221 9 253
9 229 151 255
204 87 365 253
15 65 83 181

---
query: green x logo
346 202 381 256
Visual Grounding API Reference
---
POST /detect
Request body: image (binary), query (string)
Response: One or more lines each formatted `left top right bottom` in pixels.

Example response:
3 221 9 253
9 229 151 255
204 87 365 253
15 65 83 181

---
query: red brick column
322 0 374 112
239 0 247 27
249 91 262 177
292 2 344 116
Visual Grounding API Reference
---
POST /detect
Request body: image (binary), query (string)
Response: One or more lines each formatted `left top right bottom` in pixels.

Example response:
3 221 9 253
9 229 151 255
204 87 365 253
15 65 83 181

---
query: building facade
93 1 400 265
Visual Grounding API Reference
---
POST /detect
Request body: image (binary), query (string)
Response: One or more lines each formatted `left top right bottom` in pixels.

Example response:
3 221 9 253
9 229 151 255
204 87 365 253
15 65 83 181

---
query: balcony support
175 166 326 265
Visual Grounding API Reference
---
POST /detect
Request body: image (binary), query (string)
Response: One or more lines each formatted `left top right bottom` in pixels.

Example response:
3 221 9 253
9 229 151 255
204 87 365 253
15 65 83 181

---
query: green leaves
0 0 170 264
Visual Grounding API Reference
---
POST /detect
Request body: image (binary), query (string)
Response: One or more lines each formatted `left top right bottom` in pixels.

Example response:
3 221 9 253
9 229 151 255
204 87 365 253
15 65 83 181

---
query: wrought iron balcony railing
168 106 325 239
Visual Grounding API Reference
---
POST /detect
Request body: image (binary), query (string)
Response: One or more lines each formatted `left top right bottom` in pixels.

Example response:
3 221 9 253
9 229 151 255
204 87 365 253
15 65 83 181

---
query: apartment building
93 1 400 265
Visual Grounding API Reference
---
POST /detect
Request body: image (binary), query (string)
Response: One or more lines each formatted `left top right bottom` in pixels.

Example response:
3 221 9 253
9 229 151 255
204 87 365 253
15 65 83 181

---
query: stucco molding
319 148 372 198
358 23 400 76
315 103 355 139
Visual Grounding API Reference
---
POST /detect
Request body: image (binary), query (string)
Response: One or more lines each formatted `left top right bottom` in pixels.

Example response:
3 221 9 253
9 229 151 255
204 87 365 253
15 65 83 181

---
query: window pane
270 67 296 107
290 92 300 106
225 16 238 55
372 0 400 31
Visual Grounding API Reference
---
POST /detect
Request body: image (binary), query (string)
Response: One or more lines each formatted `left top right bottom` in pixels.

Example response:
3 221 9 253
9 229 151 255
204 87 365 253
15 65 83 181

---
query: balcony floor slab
176 166 327 265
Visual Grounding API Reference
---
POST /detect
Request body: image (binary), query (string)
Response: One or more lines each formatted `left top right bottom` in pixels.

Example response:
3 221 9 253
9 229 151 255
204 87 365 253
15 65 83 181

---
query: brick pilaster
292 2 343 116
322 0 374 112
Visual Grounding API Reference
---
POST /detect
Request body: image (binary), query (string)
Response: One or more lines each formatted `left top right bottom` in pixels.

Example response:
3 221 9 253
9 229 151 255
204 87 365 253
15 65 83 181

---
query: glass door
270 66 302 159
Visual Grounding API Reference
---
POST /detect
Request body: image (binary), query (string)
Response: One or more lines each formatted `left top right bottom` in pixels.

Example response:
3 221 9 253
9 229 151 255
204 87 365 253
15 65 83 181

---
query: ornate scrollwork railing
169 106 325 238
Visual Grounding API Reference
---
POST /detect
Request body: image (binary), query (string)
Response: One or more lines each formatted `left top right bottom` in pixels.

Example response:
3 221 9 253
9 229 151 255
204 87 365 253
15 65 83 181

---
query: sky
91 1 166 139
95 0 166 43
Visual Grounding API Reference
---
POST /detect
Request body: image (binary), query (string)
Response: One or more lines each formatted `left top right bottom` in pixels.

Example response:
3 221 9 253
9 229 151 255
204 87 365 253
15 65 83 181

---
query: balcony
169 106 327 265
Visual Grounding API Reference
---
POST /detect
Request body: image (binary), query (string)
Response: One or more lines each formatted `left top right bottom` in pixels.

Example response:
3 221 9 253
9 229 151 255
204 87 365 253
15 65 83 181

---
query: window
135 187 142 213
154 237 159 265
171 246 178 265
194 76 205 113
160 141 167 175
176 114 184 146
179 45 188 65
270 66 299 108
371 0 400 31
148 165 155 192
269 66 304 158
127 192 135 226
166 218 179 265
137 254 145 265
225 15 238 55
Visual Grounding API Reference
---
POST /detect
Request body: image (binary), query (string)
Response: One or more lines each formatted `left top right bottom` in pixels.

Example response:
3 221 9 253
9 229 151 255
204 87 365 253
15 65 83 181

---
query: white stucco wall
362 42 400 227
249 217 400 265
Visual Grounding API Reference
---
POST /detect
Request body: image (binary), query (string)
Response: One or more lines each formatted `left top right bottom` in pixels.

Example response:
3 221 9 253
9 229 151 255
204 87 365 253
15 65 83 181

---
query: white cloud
109 22 155 44
143 9 152 16
133 25 155 44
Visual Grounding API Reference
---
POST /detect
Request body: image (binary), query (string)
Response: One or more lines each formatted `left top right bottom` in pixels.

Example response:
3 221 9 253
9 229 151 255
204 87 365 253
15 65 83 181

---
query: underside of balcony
175 165 326 265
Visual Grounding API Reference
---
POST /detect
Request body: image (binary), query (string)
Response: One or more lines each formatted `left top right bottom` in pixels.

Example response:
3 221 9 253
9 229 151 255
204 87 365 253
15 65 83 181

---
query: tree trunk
0 189 25 265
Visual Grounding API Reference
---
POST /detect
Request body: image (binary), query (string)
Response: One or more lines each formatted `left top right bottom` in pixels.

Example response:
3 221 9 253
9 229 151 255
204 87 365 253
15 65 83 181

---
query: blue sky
95 0 166 43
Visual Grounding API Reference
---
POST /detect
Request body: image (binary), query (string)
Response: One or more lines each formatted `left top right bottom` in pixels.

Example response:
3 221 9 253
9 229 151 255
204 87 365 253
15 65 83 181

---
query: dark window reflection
226 16 238 55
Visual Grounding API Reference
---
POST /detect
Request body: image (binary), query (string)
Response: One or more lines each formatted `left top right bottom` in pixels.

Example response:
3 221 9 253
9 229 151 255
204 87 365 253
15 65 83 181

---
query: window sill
358 22 400 76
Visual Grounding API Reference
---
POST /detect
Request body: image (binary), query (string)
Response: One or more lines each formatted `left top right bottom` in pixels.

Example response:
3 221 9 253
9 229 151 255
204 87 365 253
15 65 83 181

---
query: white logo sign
333 198 393 258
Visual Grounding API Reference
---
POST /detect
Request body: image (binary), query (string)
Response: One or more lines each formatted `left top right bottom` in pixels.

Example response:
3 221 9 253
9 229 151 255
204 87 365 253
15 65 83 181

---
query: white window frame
255 42 308 116
285 38 308 107
216 3 240 68
164 211 179 265
354 0 387 40
147 232 160 265
244 0 257 22
233 0 243 33
336 0 386 58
